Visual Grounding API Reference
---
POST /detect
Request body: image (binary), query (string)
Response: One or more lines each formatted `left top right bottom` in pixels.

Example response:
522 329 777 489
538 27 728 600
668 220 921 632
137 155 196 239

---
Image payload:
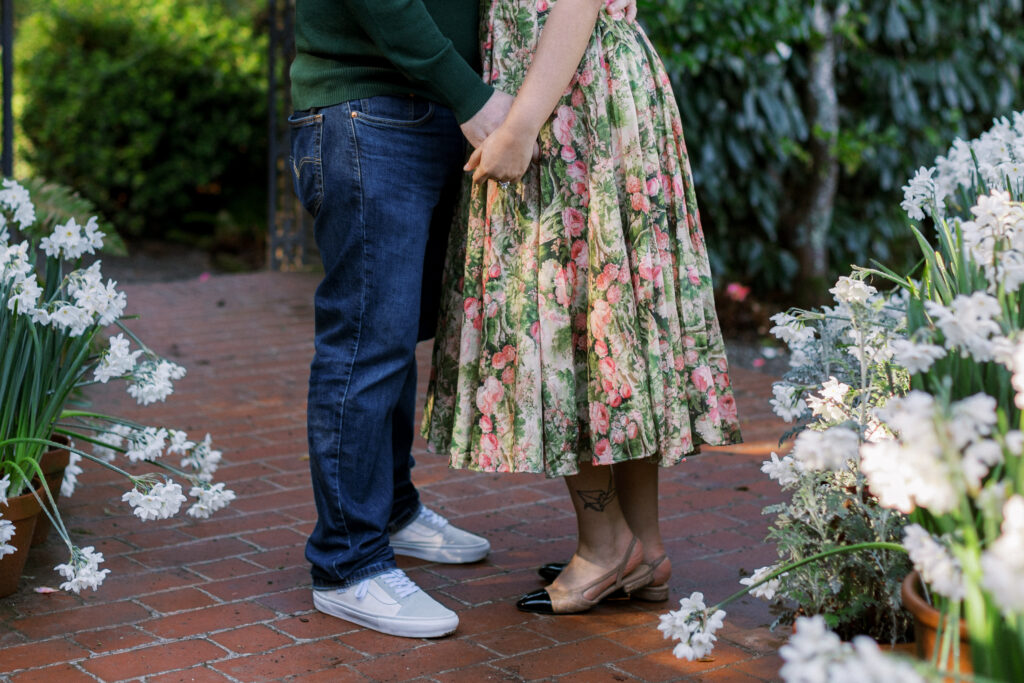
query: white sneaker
390 506 490 564
313 568 458 638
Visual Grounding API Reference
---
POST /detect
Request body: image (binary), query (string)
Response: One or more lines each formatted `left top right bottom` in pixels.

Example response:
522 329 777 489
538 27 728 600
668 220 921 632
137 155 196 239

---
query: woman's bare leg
613 458 671 583
549 461 636 591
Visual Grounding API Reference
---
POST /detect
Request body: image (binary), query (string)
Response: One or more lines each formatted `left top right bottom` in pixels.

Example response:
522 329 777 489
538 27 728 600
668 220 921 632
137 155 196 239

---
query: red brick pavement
0 272 791 682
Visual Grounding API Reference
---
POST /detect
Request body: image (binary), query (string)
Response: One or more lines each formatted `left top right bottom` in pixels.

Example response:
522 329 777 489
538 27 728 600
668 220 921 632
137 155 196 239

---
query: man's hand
460 90 515 148
606 0 637 22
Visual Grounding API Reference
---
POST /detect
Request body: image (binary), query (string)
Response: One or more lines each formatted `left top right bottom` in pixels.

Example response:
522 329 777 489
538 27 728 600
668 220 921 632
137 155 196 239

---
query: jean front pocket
288 110 324 217
351 95 435 129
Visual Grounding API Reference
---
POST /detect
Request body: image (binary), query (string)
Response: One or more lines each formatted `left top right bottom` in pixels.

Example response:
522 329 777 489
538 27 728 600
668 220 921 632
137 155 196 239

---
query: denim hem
311 561 395 591
387 502 422 536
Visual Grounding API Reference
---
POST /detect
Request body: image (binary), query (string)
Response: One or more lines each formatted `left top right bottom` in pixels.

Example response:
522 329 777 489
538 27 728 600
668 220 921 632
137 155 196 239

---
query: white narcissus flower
779 615 843 682
961 439 1003 494
901 166 937 221
770 312 816 345
902 524 965 601
54 545 110 593
980 495 1024 614
181 434 222 482
739 564 787 601
60 451 84 498
0 178 36 230
0 473 9 503
93 334 143 383
121 480 187 521
91 423 132 462
0 518 16 558
127 359 186 405
1011 339 1024 411
165 430 195 456
860 392 959 515
761 451 801 487
791 427 860 472
659 592 726 661
804 376 850 423
187 483 236 519
947 393 997 449
39 216 104 260
925 292 1003 362
123 426 169 463
771 382 807 423
829 276 877 307
890 338 946 374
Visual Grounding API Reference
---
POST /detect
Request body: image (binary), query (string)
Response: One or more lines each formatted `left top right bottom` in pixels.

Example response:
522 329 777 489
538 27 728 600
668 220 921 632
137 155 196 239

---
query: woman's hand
464 122 536 184
606 0 637 22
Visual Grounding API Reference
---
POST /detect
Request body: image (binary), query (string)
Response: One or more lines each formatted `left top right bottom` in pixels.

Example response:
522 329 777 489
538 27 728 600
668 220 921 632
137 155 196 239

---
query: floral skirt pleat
423 1 742 477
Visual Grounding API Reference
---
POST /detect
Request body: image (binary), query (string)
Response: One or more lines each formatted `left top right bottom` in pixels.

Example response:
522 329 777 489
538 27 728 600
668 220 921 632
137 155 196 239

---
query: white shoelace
354 568 419 600
418 506 450 530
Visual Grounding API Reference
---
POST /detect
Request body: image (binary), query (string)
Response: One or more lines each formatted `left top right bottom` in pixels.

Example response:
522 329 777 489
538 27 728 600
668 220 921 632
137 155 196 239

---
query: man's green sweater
291 0 493 123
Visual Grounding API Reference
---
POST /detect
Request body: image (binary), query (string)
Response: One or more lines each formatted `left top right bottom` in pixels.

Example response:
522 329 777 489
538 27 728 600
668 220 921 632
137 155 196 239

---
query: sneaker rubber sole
390 540 490 564
313 591 458 638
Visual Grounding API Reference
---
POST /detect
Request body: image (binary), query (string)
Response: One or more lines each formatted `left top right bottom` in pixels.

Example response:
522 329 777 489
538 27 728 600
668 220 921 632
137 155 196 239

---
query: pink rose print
578 69 594 87
719 394 738 422
692 366 713 392
590 402 610 435
464 297 480 320
687 265 701 286
631 192 650 213
647 177 661 196
606 285 621 304
594 438 613 464
502 365 516 385
594 339 609 357
536 0 549 10
611 426 625 444
598 356 617 380
626 175 643 194
561 146 577 162
590 299 613 340
479 415 493 433
627 421 639 439
567 160 587 182
476 375 505 414
552 106 576 145
563 207 584 236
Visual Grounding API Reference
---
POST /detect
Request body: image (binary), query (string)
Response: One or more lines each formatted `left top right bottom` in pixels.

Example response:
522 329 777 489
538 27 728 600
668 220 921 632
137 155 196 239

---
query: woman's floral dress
422 0 742 477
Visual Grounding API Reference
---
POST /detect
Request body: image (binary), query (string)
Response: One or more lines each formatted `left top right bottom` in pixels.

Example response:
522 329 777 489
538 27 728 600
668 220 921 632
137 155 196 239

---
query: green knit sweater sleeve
346 0 492 122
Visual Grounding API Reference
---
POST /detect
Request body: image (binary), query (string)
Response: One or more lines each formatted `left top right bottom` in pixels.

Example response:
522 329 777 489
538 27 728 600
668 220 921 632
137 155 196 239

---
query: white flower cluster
0 474 14 557
739 564 787 601
860 392 1001 514
761 451 801 487
121 480 187 521
902 524 965 601
960 191 1024 294
39 216 104 261
791 426 860 473
187 482 236 519
180 433 222 482
771 383 809 423
780 616 925 683
980 495 1024 614
924 292 1007 363
54 545 110 593
93 333 142 383
902 111 1024 221
127 359 186 405
0 178 36 237
657 592 726 661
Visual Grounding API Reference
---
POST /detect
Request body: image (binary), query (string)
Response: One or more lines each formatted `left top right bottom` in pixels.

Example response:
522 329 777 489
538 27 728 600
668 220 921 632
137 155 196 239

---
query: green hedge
640 0 1024 293
17 0 267 240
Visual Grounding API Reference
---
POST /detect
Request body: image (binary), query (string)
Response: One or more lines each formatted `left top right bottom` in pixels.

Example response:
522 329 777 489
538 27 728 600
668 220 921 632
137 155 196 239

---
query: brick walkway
1 272 789 682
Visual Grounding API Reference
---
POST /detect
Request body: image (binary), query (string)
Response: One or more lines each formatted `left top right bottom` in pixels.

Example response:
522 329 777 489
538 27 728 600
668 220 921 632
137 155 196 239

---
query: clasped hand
459 0 637 186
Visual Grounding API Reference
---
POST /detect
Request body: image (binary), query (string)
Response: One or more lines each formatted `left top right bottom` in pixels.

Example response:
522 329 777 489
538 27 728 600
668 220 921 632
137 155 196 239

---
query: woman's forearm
503 0 604 139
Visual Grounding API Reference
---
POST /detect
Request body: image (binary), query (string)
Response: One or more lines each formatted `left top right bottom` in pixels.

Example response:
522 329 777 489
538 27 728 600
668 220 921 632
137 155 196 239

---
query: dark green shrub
17 0 267 241
640 0 1024 293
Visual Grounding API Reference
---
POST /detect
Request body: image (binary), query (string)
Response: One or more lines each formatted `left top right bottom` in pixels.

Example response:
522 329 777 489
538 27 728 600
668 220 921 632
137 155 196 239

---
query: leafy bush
17 0 267 241
640 0 1024 294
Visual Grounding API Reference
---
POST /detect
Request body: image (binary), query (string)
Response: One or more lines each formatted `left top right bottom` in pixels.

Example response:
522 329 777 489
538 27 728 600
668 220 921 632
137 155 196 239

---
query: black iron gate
267 0 314 271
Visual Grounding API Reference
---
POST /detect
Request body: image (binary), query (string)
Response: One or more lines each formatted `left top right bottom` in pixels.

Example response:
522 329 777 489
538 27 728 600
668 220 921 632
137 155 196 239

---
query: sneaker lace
355 569 419 600
419 506 450 530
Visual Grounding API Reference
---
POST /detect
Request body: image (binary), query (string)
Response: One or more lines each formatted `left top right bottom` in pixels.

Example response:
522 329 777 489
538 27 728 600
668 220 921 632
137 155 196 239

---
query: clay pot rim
901 570 969 637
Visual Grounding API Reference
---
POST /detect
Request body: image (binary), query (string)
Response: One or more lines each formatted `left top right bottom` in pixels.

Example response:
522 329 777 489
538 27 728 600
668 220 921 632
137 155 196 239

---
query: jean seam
325 102 367 581
387 502 422 535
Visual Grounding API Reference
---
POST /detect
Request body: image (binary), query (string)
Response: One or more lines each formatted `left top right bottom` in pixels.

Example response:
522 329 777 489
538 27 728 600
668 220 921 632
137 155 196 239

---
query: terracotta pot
30 436 71 547
0 482 44 598
901 571 972 676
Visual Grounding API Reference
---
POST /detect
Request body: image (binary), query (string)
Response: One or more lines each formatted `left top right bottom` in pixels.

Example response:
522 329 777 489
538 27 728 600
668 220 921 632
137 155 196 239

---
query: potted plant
657 112 1024 681
0 179 235 596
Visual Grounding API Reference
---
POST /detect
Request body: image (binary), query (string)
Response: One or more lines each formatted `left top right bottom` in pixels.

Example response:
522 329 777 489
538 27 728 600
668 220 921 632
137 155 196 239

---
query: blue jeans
289 95 465 589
